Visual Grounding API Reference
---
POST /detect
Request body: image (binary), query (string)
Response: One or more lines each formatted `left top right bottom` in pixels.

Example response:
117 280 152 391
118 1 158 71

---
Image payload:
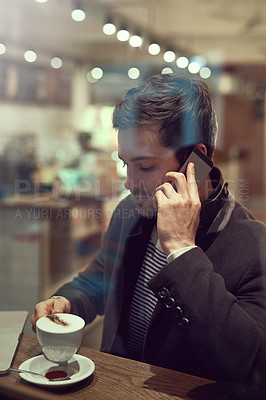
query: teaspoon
9 367 70 381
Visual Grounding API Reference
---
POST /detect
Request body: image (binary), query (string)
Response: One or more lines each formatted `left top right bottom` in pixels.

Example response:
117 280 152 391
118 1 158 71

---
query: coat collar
196 167 230 249
199 167 229 230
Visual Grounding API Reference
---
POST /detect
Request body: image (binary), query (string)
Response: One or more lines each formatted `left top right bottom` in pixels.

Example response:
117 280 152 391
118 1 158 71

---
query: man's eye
140 166 154 172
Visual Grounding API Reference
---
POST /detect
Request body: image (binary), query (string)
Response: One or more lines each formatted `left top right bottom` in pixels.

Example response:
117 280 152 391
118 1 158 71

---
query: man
31 74 266 389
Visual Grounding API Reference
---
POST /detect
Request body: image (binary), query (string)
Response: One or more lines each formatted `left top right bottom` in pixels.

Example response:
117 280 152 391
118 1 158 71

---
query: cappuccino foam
37 313 84 333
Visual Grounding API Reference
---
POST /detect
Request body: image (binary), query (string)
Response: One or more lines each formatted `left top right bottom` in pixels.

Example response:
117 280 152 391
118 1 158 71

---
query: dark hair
113 74 218 164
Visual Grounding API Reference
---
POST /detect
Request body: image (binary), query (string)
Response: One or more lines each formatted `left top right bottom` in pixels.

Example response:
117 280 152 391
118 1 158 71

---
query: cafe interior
0 0 265 358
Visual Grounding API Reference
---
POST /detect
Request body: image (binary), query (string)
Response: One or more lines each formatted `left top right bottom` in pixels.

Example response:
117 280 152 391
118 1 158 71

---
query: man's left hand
154 163 201 256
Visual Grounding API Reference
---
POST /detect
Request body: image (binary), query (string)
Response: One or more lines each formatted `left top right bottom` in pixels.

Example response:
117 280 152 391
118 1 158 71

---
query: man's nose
124 174 134 191
124 169 139 191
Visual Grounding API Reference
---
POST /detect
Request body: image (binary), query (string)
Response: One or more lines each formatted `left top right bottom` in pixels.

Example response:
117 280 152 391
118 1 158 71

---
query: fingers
30 298 71 332
153 181 175 209
156 182 176 199
52 297 71 314
186 163 200 199
163 163 199 200
163 171 189 198
154 163 200 217
30 299 54 331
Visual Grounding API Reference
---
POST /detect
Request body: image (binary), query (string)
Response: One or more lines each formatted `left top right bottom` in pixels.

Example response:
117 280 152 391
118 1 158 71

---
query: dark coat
55 168 266 388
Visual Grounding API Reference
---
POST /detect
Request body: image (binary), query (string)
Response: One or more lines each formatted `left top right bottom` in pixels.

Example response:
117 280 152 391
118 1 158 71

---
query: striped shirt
128 236 167 357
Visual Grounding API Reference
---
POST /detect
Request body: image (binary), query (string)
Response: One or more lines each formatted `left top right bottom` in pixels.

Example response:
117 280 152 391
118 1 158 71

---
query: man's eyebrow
118 154 158 162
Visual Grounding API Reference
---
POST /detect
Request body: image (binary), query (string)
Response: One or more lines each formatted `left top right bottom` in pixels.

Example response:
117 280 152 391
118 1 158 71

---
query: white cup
36 313 85 363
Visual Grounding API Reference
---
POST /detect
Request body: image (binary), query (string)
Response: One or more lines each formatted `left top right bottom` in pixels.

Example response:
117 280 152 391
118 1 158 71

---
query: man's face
118 123 180 217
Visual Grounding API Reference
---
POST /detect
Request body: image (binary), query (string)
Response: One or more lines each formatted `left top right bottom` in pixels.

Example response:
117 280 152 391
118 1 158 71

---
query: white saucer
18 354 95 387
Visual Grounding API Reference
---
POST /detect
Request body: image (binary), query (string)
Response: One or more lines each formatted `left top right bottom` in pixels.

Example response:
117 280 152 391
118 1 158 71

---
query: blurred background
0 0 265 342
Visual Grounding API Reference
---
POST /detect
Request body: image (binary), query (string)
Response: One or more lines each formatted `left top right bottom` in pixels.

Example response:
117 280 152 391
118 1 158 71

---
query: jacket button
178 317 190 329
165 297 175 309
172 306 183 319
158 287 169 299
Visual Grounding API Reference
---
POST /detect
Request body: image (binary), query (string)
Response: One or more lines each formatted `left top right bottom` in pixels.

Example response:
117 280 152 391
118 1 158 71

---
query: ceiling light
200 67 211 79
0 43 6 55
103 21 116 35
24 50 37 63
129 34 143 48
161 67 173 74
71 1 86 22
176 56 189 69
128 67 140 79
148 43 160 55
91 67 103 80
71 9 86 21
51 57 63 69
188 61 200 74
117 29 130 42
35 0 48 3
163 50 175 63
117 28 130 42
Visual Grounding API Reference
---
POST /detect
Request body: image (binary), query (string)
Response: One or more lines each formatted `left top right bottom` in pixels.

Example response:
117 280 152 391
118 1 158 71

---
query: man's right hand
30 297 71 332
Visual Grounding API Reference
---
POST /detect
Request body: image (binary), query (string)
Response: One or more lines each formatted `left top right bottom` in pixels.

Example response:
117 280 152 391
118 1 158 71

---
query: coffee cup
36 313 85 363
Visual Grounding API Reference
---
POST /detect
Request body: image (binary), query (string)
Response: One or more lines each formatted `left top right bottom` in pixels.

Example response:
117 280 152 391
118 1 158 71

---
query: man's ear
194 143 207 156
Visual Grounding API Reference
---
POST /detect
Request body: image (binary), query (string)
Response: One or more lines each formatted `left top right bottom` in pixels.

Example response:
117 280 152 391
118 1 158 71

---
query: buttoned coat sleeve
147 205 266 388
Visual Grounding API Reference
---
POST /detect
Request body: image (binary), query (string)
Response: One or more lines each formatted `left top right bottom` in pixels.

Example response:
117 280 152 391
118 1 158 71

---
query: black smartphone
179 148 213 188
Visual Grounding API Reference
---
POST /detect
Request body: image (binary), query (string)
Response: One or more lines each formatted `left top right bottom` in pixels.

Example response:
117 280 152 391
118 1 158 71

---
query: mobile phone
179 148 213 188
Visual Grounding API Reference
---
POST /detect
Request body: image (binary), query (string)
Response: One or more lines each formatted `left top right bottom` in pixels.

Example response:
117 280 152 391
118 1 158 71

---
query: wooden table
0 333 224 400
